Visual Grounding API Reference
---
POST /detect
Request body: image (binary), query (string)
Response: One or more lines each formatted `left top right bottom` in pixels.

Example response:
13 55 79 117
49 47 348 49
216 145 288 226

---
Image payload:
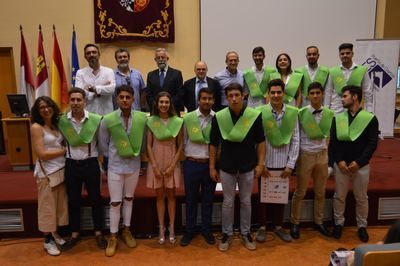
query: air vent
378 197 400 220
0 209 24 232
80 206 110 230
283 199 333 222
181 203 222 225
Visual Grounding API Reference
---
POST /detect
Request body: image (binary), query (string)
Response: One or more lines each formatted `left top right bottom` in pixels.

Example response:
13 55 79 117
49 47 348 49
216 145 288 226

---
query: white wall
201 0 377 75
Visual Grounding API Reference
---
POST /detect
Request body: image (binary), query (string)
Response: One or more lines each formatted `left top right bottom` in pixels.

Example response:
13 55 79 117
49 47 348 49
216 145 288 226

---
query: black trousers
183 160 216 234
65 158 104 233
258 168 285 227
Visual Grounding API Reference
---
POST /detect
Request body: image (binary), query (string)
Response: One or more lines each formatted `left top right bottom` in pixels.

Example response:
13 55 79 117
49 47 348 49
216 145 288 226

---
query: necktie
160 69 165 88
195 80 205 107
312 109 323 115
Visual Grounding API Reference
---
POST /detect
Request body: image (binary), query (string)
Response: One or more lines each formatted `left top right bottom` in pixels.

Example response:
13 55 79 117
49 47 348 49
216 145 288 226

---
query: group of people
31 42 379 257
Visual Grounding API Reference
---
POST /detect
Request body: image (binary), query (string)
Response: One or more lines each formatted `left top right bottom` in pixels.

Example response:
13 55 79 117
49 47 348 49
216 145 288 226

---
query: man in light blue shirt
113 48 146 111
214 51 245 107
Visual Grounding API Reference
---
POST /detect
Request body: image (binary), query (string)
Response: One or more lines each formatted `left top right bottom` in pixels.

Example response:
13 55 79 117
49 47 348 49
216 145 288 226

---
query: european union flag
71 27 79 86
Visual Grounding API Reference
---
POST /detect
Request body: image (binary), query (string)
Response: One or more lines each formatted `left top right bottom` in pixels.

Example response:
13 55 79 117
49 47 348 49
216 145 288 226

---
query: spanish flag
51 25 68 109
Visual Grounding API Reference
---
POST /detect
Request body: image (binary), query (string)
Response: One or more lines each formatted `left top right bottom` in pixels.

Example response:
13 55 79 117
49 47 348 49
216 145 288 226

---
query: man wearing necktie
290 81 334 239
183 61 222 112
145 48 184 113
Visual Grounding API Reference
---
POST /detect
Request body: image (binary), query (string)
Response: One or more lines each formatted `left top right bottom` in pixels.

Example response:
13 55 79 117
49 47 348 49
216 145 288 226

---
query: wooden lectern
1 117 34 171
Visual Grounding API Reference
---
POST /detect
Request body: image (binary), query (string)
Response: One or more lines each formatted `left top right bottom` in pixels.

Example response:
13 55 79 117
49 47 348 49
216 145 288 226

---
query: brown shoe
122 227 137 248
105 235 118 257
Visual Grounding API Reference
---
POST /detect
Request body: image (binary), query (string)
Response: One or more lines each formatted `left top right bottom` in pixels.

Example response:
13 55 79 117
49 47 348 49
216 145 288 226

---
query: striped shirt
264 104 300 169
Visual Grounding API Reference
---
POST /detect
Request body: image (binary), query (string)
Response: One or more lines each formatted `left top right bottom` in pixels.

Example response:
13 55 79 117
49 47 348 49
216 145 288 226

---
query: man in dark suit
145 48 184 113
183 61 222 112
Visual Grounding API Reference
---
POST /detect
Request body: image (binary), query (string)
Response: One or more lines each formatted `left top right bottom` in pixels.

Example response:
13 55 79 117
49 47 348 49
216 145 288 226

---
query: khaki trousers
291 149 328 225
37 178 69 233
333 164 370 228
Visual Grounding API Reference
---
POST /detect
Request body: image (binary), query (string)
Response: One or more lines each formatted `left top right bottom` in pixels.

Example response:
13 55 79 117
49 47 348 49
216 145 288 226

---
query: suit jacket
145 66 184 112
182 76 222 112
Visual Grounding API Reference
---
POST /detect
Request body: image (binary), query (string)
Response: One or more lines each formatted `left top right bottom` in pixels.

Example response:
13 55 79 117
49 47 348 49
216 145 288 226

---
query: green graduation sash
258 104 298 147
183 111 211 144
269 72 303 104
330 65 367 96
58 112 102 147
298 106 334 139
215 107 260 142
147 115 183 141
103 110 147 157
296 66 329 95
335 110 374 141
243 67 276 98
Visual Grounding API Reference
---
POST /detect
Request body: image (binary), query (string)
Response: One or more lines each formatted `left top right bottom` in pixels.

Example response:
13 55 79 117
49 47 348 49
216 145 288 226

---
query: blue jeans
183 160 216 234
220 170 254 235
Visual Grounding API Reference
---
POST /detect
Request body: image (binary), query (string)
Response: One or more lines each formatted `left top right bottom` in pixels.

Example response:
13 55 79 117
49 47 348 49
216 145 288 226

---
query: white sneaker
328 166 334 177
44 240 61 256
54 237 66 246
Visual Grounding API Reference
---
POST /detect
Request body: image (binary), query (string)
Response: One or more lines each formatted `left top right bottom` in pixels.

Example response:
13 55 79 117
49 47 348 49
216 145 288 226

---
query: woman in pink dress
146 92 183 244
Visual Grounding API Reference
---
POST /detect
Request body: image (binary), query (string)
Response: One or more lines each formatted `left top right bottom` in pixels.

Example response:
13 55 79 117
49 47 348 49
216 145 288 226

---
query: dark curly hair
30 96 61 129
152 91 176 117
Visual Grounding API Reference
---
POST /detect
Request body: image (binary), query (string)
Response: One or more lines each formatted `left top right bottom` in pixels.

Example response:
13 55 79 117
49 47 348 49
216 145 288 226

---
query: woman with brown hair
146 91 183 245
31 96 67 256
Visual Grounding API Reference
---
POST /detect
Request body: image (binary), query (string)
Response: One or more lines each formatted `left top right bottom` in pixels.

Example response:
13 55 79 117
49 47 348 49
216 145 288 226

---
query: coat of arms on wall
94 0 175 43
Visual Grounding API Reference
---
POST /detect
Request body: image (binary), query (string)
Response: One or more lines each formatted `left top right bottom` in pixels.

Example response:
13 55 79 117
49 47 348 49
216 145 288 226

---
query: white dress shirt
299 105 328 153
65 110 99 160
184 108 215 159
98 109 141 174
75 65 116 115
247 66 267 108
324 63 373 114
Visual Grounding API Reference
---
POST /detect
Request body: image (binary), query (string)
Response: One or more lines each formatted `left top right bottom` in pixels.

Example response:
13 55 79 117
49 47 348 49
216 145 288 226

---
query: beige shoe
105 235 118 257
122 227 137 248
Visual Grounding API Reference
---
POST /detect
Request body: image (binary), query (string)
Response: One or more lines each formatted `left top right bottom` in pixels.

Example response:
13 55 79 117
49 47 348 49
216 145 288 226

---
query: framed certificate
260 171 289 204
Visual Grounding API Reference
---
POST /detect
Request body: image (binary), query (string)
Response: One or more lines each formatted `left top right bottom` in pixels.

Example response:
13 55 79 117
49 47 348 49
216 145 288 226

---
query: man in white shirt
244 46 276 108
99 85 147 256
75 44 116 115
324 43 373 114
58 87 107 251
180 87 216 247
296 46 330 107
290 82 334 239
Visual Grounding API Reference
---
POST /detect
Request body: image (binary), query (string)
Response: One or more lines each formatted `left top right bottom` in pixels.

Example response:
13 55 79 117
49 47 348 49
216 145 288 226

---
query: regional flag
35 25 50 98
19 26 35 108
51 26 68 109
71 26 79 86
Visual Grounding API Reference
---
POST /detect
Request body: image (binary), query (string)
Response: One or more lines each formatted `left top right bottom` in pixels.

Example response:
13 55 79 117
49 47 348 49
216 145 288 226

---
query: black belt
66 157 97 165
186 157 209 164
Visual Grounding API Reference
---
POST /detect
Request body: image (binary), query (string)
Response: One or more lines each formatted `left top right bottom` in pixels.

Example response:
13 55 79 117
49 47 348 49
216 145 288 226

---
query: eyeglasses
39 105 52 110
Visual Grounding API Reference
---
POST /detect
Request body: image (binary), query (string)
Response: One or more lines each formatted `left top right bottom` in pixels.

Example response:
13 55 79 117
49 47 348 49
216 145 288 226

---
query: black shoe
290 223 300 239
180 233 194 246
202 231 216 245
333 225 343 239
96 234 107 249
60 237 80 251
314 223 332 237
358 227 369 243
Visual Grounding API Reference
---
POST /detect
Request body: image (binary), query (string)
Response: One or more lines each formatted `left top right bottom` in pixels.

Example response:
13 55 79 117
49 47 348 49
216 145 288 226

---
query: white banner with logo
355 39 400 137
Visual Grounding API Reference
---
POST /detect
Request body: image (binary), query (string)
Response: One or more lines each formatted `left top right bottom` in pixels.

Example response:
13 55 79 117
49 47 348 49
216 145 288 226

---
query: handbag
39 160 65 188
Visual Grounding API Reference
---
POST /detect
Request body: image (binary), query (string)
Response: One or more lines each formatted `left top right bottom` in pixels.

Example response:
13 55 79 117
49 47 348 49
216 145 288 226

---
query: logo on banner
362 55 395 89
